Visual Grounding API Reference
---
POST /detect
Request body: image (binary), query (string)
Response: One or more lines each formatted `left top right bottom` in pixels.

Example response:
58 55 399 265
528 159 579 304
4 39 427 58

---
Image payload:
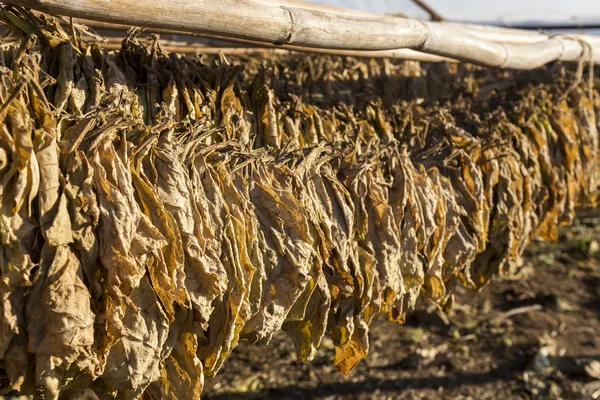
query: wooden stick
66 3 600 48
97 39 455 62
204 0 600 48
4 0 430 50
4 0 600 69
485 304 543 324
505 22 600 31
72 22 456 62
446 21 600 46
75 17 600 48
412 0 444 22
99 41 454 62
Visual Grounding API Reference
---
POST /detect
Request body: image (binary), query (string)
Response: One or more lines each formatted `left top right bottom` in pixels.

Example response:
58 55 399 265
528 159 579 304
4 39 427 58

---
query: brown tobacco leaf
92 139 153 302
151 133 228 328
102 276 170 396
146 328 204 400
195 157 255 376
241 163 315 343
283 274 331 362
26 246 95 399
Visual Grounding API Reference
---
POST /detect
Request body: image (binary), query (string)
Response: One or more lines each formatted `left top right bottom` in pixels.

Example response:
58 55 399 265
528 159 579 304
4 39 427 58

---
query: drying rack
3 0 600 69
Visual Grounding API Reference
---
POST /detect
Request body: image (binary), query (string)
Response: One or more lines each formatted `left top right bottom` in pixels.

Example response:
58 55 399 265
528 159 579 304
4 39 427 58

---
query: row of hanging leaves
0 6 598 399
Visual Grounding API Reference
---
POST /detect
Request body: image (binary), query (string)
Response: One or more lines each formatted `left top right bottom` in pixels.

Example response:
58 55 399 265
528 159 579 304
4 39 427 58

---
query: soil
203 208 600 400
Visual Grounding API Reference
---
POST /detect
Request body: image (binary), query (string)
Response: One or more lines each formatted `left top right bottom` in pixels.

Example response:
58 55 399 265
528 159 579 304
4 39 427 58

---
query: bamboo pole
71 14 600 48
98 40 455 62
95 36 455 62
3 0 600 69
72 18 546 46
65 4 600 44
446 21 600 46
41 5 600 61
235 0 600 47
70 21 455 62
3 0 430 50
78 17 600 51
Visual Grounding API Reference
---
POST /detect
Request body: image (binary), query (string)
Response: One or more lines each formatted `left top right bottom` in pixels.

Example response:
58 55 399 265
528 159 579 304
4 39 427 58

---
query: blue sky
310 0 600 24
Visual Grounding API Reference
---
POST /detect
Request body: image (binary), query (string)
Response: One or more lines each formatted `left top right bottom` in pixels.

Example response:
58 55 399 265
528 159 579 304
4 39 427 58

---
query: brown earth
203 209 600 400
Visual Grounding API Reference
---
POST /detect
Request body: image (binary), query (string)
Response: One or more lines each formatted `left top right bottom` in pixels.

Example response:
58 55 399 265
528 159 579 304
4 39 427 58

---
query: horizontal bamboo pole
66 5 600 48
5 0 430 50
258 0 600 46
72 18 555 47
4 0 600 69
98 41 454 62
71 21 455 62
95 36 455 62
3 20 452 62
76 18 598 63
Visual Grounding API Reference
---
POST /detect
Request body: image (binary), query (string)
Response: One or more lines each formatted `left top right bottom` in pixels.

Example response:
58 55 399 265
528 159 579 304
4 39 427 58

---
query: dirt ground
203 209 600 400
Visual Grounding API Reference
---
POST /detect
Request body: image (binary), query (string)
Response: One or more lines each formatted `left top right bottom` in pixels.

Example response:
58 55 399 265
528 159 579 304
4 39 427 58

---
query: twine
552 33 595 102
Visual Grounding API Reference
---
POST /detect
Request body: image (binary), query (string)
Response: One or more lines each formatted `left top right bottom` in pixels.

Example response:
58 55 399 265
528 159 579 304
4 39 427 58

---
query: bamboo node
416 19 430 49
279 6 297 45
499 43 510 68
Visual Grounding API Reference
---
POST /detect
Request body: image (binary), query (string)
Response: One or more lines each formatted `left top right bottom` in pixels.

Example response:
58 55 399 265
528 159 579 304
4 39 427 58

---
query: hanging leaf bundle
0 6 598 399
